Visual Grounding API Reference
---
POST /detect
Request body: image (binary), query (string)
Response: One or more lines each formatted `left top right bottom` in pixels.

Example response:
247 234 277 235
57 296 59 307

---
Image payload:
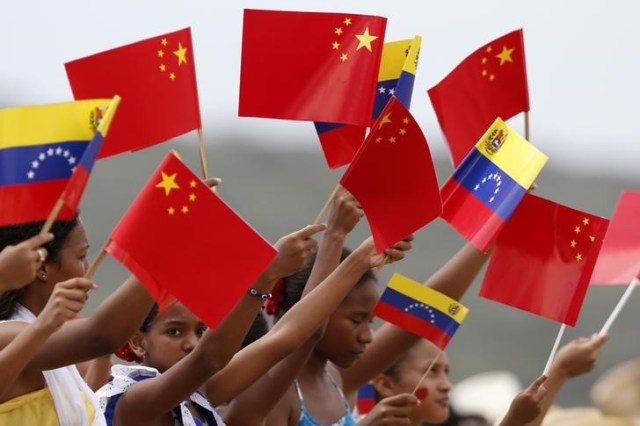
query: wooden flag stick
599 276 639 336
543 323 566 375
411 349 442 395
314 184 341 225
524 111 530 141
84 238 111 280
197 128 209 180
40 199 65 236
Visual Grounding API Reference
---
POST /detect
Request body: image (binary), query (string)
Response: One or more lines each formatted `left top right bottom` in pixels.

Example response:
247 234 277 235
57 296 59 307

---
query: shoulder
97 365 160 424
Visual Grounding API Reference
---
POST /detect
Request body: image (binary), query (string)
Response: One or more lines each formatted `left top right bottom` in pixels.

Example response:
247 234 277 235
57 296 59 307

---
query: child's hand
552 334 608 379
35 278 96 333
356 235 414 268
267 224 327 280
500 375 547 425
0 233 54 291
326 187 363 237
357 393 418 425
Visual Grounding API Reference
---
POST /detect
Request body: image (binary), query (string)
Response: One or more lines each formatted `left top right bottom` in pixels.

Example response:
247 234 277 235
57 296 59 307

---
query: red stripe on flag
374 301 452 349
440 178 506 251
0 180 75 226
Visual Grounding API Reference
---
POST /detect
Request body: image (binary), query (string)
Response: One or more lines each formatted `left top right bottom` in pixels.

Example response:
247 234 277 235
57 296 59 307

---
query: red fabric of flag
65 28 201 159
239 9 386 126
428 29 528 166
480 194 609 326
106 151 277 329
340 97 441 252
591 190 640 285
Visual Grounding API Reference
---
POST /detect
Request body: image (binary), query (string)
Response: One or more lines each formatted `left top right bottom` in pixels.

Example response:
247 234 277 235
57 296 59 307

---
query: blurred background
2 0 639 411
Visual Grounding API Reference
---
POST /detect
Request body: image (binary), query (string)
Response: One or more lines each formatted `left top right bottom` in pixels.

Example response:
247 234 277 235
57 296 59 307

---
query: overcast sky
2 1 639 179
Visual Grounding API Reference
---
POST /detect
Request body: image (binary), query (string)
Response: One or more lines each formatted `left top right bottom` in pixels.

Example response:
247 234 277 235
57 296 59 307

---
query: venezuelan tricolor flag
315 35 421 169
0 99 110 225
356 383 376 416
374 273 469 350
440 118 548 252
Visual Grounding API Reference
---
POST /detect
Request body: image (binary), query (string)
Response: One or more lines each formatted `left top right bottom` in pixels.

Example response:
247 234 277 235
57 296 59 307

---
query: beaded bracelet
247 287 272 301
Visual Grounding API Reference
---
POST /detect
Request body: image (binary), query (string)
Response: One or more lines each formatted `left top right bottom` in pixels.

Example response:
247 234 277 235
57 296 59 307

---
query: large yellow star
173 42 188 66
496 46 514 66
156 172 180 196
378 112 392 129
355 27 378 52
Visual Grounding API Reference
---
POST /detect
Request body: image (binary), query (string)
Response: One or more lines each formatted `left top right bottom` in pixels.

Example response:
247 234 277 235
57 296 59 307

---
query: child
0 215 155 425
0 232 53 291
264 242 489 426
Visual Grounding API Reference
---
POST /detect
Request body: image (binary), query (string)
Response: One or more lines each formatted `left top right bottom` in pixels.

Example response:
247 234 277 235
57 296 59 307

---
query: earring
40 274 47 280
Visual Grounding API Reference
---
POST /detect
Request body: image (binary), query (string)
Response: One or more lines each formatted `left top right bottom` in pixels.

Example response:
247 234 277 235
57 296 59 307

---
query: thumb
528 374 547 392
21 232 54 249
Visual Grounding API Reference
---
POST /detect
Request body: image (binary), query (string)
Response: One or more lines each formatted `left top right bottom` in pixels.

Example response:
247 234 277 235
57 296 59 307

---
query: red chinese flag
106 151 277 329
239 9 386 126
591 191 640 285
428 29 528 166
340 97 441 252
65 28 201 158
480 194 609 326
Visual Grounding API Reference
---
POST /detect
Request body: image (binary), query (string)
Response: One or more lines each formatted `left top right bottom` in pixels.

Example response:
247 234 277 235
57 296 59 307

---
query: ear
37 262 48 282
128 332 147 360
373 374 398 399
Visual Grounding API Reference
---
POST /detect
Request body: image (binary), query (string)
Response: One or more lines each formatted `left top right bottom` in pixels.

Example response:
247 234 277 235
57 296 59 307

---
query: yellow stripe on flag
96 96 121 136
401 35 421 76
387 273 469 324
0 99 111 149
475 118 548 189
378 39 413 82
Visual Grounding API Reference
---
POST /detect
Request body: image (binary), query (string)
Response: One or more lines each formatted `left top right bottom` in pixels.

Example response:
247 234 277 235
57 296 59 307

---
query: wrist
323 227 348 242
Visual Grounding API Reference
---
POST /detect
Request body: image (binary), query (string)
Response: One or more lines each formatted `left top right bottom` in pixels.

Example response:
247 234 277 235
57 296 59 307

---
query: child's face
386 340 452 423
315 279 378 368
138 302 207 373
44 222 90 284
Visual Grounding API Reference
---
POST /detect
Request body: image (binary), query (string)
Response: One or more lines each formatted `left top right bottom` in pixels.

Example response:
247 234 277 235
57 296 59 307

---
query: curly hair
0 215 79 319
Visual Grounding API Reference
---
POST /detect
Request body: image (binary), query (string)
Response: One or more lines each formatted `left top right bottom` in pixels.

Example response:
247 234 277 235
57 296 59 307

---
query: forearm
303 229 347 297
523 371 567 426
0 322 52 400
426 243 489 300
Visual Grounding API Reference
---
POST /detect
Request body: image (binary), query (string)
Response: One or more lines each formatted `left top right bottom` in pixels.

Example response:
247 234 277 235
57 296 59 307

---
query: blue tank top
294 371 356 426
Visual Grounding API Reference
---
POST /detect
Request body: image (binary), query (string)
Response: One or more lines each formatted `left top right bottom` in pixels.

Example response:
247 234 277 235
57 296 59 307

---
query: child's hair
241 311 269 348
270 247 376 321
115 303 159 363
0 215 80 320
373 352 410 402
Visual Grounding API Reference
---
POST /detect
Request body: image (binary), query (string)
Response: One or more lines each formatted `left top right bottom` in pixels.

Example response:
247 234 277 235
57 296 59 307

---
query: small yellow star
402 117 410 124
173 42 188 65
340 53 348 62
343 18 352 26
355 27 379 52
169 72 176 80
161 38 168 46
189 193 197 202
189 180 197 188
570 240 577 248
574 226 581 234
481 57 488 64
157 50 164 58
389 136 396 143
335 27 343 36
575 253 583 262
375 137 382 143
496 45 515 66
159 64 166 72
181 205 189 214
167 207 175 215
582 217 590 226
156 172 180 196
489 74 495 81
332 41 340 50
486 46 492 53
482 69 488 77
399 128 407 135
589 235 596 242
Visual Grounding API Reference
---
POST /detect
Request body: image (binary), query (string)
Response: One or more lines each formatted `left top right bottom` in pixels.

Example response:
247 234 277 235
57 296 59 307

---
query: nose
182 332 199 353
358 323 374 345
438 374 453 393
